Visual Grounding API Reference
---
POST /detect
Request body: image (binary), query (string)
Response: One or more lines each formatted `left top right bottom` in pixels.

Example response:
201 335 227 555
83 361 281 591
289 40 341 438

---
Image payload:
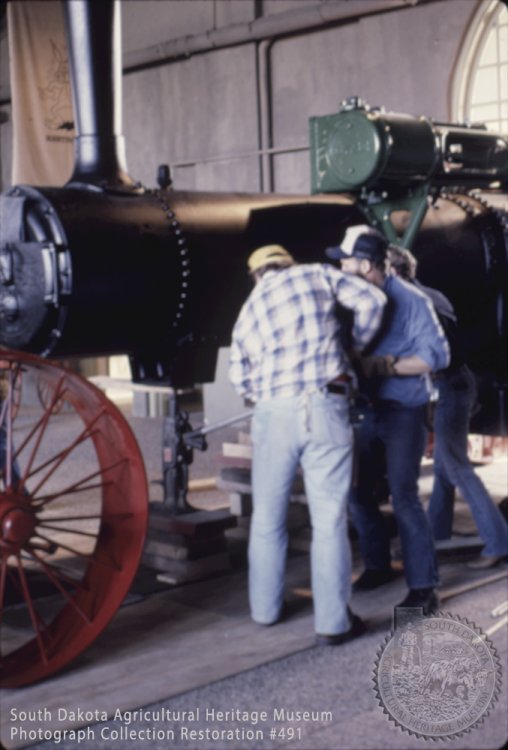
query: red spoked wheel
0 350 148 687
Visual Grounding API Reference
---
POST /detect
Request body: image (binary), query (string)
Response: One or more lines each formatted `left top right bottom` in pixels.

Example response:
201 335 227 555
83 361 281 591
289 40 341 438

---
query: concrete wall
123 43 261 192
0 0 481 192
118 0 478 194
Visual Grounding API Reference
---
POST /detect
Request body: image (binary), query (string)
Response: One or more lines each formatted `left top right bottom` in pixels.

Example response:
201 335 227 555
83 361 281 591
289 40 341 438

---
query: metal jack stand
162 390 253 515
146 396 253 583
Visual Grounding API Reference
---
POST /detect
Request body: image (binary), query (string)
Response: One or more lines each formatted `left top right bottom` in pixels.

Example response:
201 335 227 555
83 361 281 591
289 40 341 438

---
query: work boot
316 613 366 646
396 587 439 615
353 567 397 591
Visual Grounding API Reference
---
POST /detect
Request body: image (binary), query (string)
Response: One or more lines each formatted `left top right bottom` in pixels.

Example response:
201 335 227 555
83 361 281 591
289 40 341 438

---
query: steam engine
1 61 507 427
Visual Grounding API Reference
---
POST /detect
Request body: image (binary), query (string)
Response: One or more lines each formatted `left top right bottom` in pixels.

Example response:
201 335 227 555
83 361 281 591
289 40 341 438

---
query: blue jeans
427 367 508 557
349 402 438 589
0 420 21 488
249 390 354 635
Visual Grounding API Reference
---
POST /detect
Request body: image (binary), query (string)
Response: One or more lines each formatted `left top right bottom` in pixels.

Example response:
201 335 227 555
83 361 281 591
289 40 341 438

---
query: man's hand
359 354 398 378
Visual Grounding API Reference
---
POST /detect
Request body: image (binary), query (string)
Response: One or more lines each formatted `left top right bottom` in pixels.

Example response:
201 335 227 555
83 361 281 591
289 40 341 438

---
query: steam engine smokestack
63 0 135 189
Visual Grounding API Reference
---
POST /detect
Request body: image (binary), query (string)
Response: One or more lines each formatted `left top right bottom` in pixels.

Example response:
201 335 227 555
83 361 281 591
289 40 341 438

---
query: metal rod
440 571 508 601
485 614 508 636
195 410 254 437
491 600 508 617
171 144 309 170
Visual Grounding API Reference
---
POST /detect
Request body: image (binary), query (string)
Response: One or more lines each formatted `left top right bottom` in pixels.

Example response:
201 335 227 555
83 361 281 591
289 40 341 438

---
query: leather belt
325 383 348 395
324 374 352 396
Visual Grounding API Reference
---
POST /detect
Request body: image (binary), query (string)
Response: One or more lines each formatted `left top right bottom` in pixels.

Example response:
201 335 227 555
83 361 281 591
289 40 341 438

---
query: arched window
451 0 508 133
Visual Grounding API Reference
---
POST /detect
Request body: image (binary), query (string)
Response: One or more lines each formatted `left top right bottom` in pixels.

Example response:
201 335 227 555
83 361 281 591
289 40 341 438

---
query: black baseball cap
326 224 388 262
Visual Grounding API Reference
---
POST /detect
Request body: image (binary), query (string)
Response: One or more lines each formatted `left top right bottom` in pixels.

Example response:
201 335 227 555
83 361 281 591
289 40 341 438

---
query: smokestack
62 0 136 189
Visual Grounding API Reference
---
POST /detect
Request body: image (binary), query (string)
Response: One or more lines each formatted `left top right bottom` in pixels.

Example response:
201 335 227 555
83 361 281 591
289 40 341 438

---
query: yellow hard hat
247 245 295 273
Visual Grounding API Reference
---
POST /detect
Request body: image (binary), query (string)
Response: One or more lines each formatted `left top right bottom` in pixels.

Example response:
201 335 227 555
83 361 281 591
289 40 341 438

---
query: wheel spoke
13 373 68 482
22 411 105 496
36 523 99 539
35 481 114 505
15 556 50 665
35 511 133 523
26 425 100 483
35 457 129 509
32 513 103 522
31 560 84 590
25 549 92 624
34 532 122 571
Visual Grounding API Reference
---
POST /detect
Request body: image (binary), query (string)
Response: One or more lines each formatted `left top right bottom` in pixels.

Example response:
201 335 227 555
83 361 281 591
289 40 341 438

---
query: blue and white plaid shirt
229 263 386 402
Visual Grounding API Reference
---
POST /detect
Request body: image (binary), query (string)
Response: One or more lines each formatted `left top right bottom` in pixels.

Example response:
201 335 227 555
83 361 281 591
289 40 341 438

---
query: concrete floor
1 405 507 750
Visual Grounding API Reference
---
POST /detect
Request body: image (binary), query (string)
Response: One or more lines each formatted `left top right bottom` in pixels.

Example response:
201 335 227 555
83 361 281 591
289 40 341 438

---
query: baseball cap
326 224 388 262
247 245 296 273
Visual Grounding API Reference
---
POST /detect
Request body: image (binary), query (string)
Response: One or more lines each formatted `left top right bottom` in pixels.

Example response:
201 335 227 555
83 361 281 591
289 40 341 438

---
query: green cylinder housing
310 105 439 193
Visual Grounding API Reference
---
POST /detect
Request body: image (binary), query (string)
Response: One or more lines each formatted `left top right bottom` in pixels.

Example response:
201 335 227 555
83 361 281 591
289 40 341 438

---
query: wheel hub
0 497 36 552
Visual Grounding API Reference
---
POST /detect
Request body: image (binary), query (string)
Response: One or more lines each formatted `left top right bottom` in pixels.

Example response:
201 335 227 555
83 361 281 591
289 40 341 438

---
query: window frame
450 0 508 133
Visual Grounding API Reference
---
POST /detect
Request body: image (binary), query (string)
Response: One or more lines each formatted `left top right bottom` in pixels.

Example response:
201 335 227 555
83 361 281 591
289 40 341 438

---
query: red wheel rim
0 350 148 687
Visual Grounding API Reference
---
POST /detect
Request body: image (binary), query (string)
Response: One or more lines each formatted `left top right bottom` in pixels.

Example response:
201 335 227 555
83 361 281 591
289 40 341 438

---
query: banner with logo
8 0 75 186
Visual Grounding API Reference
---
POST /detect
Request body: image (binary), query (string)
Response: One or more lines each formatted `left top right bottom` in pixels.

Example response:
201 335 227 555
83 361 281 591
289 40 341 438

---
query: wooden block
287 503 310 529
222 442 253 459
289 493 308 504
144 529 227 560
148 506 237 537
225 525 250 541
144 552 232 583
235 516 251 529
228 492 252 516
218 466 305 491
289 528 311 553
237 431 252 445
214 453 252 469
147 522 192 547
217 466 251 494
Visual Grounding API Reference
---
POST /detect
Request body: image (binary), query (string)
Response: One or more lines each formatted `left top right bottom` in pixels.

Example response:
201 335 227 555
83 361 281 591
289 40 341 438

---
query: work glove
358 354 398 379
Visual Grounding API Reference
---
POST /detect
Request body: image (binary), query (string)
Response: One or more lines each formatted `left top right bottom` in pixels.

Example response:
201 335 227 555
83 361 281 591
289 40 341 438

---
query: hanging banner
7 0 75 186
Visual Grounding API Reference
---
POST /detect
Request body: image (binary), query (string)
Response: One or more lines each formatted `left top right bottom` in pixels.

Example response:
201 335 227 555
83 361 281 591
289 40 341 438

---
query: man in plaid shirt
229 245 386 644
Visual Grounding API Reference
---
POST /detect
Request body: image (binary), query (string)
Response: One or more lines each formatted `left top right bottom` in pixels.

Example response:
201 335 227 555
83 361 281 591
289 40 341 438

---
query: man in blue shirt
388 245 508 570
327 225 450 614
229 244 386 644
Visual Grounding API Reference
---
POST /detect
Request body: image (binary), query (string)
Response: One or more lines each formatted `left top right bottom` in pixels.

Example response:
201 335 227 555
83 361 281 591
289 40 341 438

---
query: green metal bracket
359 183 431 250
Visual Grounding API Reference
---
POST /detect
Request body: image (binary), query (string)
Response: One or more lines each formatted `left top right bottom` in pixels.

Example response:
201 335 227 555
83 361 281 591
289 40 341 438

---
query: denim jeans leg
249 400 300 624
0 423 21 488
427 448 456 540
431 378 508 557
381 404 439 589
348 408 392 571
301 391 353 635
